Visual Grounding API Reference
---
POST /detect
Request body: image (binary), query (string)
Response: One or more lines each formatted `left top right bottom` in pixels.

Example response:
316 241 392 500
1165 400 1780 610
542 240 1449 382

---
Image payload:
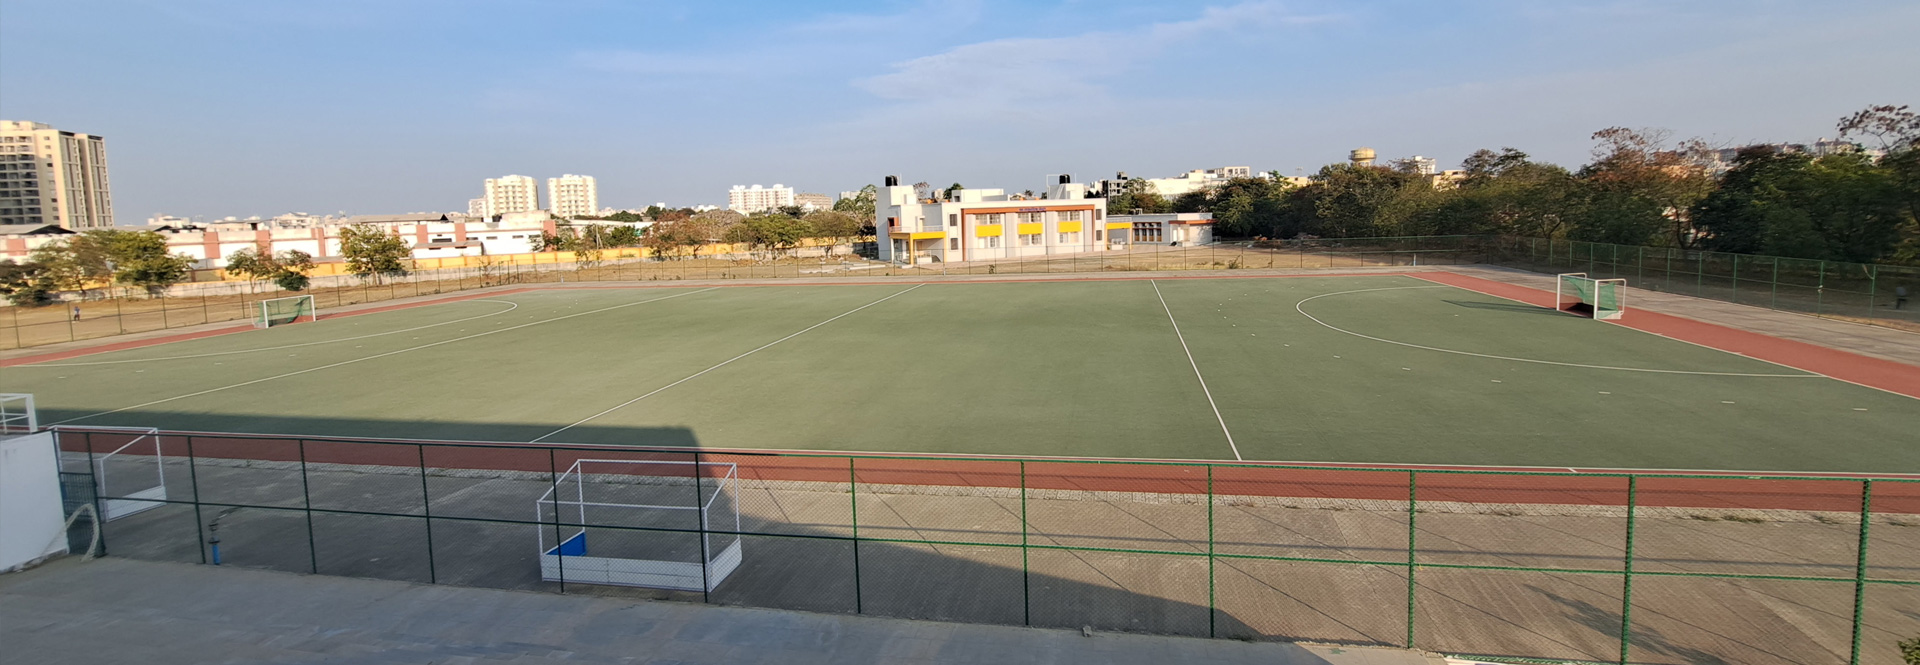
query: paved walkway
0 557 1436 665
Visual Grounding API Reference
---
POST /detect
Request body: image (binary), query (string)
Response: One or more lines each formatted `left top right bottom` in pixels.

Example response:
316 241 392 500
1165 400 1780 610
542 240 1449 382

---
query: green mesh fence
53 428 1920 665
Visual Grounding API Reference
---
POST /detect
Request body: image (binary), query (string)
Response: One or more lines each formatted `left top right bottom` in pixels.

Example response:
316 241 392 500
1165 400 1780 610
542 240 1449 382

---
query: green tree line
1118 105 1920 265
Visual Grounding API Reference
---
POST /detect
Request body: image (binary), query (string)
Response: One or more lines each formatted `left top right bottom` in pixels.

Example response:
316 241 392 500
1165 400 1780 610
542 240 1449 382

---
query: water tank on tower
1350 148 1376 167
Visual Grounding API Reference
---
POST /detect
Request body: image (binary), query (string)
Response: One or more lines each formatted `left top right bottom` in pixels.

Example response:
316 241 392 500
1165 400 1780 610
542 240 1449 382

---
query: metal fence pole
83 432 106 556
1619 475 1638 665
1021 460 1031 627
1849 479 1873 665
1817 260 1827 316
1406 470 1418 648
692 450 711 603
186 435 206 565
548 448 565 593
417 444 437 584
298 439 318 574
1207 464 1217 638
1867 265 1878 321
849 457 862 614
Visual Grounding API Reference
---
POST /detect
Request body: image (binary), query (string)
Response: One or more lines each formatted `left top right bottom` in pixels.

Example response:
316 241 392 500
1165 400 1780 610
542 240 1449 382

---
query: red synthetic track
57 430 1920 514
1411 272 1920 399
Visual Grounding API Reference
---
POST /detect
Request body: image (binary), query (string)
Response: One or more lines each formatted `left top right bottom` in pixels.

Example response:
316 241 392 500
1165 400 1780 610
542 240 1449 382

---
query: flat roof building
548 174 599 219
483 175 540 218
876 174 1207 264
728 184 794 214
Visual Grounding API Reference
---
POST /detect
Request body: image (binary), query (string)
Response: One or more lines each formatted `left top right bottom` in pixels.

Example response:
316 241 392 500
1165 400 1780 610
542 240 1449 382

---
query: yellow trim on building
1105 222 1132 230
1016 223 1044 235
976 225 1004 237
909 231 946 240
1057 221 1083 233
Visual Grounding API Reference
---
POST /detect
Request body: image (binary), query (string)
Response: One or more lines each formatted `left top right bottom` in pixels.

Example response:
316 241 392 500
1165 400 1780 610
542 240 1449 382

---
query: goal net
535 458 743 592
1556 273 1626 320
255 295 316 328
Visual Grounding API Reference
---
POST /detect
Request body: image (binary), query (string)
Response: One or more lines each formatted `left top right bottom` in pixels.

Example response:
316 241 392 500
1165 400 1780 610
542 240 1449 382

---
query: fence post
298 439 318 574
1771 257 1780 310
693 449 710 603
1731 254 1739 303
1850 479 1873 665
1406 470 1418 648
83 432 106 556
1817 261 1826 316
417 444 436 584
547 448 565 593
849 457 862 614
186 435 206 565
1620 475 1637 665
1207 464 1217 638
1867 265 1878 322
1021 460 1031 627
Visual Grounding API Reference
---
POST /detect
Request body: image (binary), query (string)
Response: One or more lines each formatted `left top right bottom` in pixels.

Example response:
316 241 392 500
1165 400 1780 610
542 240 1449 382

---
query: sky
2 0 1917 221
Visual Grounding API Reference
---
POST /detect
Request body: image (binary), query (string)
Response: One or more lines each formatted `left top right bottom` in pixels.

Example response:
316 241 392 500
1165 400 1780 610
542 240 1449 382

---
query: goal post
1556 273 1626 320
535 458 743 592
255 295 316 328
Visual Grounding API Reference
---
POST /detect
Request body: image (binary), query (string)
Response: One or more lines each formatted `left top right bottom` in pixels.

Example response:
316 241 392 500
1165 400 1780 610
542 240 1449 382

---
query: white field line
1150 280 1242 461
531 283 927 443
1296 285 1818 378
49 288 719 425
21 300 523 367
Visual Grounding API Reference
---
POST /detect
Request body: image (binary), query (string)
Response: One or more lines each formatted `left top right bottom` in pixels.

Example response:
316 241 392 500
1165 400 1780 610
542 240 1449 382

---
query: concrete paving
0 556 1437 665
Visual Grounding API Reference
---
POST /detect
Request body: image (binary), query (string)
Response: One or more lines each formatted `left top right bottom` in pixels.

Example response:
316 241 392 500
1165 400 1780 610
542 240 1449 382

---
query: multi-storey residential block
0 120 115 229
727 184 795 213
482 175 540 218
794 192 833 211
547 174 598 219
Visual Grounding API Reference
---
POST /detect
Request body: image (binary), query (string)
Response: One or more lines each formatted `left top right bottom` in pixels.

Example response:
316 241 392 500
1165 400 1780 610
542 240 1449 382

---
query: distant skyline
3 0 1917 220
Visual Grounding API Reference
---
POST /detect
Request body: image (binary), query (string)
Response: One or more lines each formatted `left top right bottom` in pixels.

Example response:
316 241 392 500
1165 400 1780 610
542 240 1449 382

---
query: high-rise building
482 175 540 218
728 184 795 214
467 198 486 217
547 174 599 219
0 120 115 229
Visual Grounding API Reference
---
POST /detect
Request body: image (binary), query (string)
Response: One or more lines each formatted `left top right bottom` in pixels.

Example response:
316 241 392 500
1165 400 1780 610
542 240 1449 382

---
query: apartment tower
547 174 599 219
0 120 115 229
482 175 540 218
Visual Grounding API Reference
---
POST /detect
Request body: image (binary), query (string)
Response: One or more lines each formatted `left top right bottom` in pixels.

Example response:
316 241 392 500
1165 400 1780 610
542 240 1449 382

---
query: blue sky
3 0 1917 220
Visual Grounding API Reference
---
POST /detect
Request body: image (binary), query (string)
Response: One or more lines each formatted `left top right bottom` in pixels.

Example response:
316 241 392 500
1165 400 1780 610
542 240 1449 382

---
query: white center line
1150 280 1242 461
49 288 719 425
530 283 927 443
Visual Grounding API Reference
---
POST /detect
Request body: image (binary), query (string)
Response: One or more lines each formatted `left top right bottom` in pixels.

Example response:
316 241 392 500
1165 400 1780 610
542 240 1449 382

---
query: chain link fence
51 428 1920 665
1479 237 1920 331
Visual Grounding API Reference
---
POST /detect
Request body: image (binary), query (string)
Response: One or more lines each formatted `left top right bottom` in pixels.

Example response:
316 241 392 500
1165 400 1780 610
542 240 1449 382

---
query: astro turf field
3 274 1916 472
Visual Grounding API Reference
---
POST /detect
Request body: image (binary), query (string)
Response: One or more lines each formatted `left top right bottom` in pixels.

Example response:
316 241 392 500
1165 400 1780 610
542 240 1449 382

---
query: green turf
4 275 1915 472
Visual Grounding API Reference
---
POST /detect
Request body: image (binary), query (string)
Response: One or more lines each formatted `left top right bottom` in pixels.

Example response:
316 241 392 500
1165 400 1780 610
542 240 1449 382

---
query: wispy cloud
854 1 1336 104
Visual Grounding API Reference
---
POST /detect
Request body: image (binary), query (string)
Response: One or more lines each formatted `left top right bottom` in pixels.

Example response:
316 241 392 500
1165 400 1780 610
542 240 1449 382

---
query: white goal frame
0 393 35 437
255 294 317 328
55 426 167 521
535 459 743 592
1555 273 1627 321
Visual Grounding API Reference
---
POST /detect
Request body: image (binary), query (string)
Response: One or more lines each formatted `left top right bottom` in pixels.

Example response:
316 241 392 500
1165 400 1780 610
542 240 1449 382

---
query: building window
1017 212 1043 224
1058 210 1083 222
1020 233 1042 246
1058 231 1080 244
949 238 959 250
948 213 958 227
974 236 1001 249
974 213 1003 225
1133 223 1164 243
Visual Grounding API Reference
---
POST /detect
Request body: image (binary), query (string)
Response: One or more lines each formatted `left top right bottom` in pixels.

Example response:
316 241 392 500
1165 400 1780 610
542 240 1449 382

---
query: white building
727 184 795 214
468 198 486 217
547 174 599 219
1105 213 1216 246
1095 167 1252 200
795 192 833 211
875 174 1209 264
482 175 540 218
0 120 115 229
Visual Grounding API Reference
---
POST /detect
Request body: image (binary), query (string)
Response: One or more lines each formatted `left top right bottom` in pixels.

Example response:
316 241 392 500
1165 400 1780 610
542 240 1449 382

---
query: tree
734 213 809 259
30 229 194 297
272 251 315 291
1434 150 1583 238
1577 127 1716 247
0 259 55 306
804 210 862 257
30 233 112 298
1838 104 1920 153
338 224 411 282
1107 178 1173 215
832 184 877 221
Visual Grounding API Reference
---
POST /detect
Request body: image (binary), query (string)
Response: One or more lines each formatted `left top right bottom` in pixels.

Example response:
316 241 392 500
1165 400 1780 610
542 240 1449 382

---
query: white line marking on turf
1150 280 1242 461
47 288 718 425
21 299 523 367
530 283 928 443
1296 286 1818 378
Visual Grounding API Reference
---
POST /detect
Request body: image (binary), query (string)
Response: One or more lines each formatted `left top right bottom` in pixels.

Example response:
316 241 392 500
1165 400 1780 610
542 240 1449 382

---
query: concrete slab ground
0 557 1437 665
